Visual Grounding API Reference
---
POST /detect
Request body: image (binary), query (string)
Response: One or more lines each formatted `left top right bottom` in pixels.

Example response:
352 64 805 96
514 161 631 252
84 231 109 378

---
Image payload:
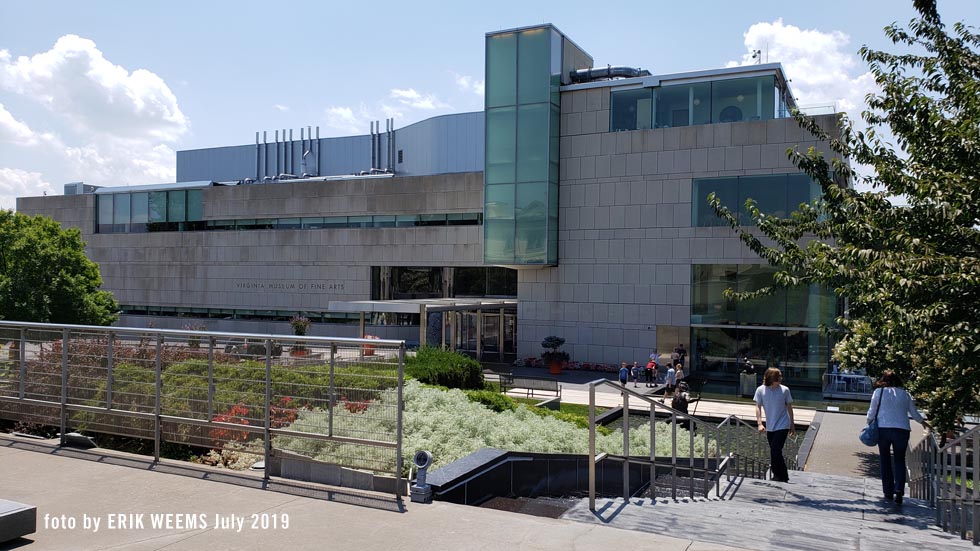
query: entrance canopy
328 298 517 360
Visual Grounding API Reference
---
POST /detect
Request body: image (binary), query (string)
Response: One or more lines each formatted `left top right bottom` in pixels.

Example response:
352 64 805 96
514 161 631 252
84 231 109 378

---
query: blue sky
0 0 974 208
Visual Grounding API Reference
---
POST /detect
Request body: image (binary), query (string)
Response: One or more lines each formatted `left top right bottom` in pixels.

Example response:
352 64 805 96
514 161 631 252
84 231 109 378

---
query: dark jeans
767 429 790 482
878 427 911 497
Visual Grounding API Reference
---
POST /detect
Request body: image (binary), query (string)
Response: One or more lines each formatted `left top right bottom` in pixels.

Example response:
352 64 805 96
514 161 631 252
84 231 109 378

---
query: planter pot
290 349 309 357
548 361 563 375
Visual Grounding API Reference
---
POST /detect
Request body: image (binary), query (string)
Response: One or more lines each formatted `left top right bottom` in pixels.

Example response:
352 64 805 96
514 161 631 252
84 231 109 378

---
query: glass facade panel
167 191 186 222
515 184 547 263
692 264 737 324
516 103 549 182
131 193 149 224
786 173 818 214
652 83 711 129
485 184 515 263
611 88 652 131
738 174 787 224
690 326 740 375
186 189 203 221
486 32 517 108
148 192 167 223
113 193 130 232
711 75 775 122
786 283 839 328
97 195 113 233
737 264 786 326
692 177 737 227
549 104 560 184
373 215 396 228
486 107 516 185
517 28 551 104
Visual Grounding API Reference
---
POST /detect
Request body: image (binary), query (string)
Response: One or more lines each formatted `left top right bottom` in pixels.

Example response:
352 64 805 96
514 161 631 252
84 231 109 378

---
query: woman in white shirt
866 370 929 505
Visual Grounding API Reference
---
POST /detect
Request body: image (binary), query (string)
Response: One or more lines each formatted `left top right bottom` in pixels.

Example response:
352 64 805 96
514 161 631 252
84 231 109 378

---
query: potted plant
540 336 569 375
289 316 311 356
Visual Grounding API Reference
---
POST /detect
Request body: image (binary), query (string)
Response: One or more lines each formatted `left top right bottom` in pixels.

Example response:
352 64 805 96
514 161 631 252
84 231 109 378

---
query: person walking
867 370 928 505
618 362 630 389
664 363 677 402
754 368 795 483
631 361 640 388
674 363 685 384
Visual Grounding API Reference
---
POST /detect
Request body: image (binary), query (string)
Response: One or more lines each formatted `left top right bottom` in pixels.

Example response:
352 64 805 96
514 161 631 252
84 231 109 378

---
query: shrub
464 390 516 413
405 347 483 390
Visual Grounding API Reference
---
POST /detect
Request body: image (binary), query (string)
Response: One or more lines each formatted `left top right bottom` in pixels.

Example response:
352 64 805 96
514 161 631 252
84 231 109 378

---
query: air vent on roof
569 65 651 84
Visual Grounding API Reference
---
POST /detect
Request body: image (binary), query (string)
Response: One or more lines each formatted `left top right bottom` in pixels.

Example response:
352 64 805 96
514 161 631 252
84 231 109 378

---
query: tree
709 0 979 436
0 210 118 325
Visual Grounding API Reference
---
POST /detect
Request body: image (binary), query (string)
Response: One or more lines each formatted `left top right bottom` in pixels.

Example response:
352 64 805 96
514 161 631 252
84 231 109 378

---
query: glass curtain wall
98 189 205 233
692 173 820 227
485 26 562 265
691 263 840 386
610 75 779 131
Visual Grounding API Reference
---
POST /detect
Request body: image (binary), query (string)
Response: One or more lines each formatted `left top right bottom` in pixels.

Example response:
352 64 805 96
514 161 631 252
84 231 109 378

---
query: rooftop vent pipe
569 65 651 84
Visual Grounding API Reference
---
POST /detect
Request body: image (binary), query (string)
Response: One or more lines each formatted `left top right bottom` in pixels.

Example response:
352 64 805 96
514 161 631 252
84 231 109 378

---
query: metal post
671 413 678 499
154 335 162 462
207 337 215 421
689 415 695 497
60 328 69 446
419 305 427 349
263 339 272 481
588 383 596 511
623 392 630 502
328 344 336 437
106 333 114 409
476 310 483 361
649 406 656 498
17 328 25 399
498 308 504 362
396 343 405 499
358 313 365 361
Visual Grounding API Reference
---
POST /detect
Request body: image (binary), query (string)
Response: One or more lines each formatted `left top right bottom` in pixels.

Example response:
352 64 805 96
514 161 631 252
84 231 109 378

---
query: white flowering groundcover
274 381 717 475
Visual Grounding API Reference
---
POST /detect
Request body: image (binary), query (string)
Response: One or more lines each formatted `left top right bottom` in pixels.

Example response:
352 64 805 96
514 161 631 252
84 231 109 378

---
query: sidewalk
489 367 817 426
0 439 748 551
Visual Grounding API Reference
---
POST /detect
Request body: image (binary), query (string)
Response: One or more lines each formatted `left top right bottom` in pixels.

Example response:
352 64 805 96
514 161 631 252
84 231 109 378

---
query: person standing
675 344 687 367
868 370 928 505
754 368 795 483
618 362 630 389
674 363 685 384
644 358 656 388
631 361 640 388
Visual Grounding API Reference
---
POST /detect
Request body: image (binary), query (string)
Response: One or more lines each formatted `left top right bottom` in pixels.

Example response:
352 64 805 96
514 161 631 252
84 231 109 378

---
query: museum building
16 24 843 388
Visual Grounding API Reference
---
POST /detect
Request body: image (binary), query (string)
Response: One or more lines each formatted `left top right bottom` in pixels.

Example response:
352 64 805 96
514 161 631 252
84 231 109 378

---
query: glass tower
484 25 589 265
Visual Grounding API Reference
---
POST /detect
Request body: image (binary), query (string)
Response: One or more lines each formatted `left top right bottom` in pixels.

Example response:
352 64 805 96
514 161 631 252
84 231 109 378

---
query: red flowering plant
340 395 370 414
210 403 251 448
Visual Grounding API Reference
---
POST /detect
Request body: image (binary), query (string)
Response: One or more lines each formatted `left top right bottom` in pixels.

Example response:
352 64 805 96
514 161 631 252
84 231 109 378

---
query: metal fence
586 380 785 509
909 424 980 545
0 321 405 498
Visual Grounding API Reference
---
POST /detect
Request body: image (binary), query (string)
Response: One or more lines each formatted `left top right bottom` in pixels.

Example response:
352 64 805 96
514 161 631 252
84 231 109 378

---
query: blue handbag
859 390 881 446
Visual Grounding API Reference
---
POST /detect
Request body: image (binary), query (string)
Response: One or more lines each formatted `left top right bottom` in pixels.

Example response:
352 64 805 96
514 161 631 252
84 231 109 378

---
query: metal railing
909 424 980 545
586 380 779 509
0 321 405 499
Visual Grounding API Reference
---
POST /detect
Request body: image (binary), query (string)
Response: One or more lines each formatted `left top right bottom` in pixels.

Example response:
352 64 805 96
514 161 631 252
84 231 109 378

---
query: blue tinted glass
486 107 516 184
692 177 738 227
486 33 517 108
738 174 788 224
517 103 549 182
515 184 548 263
485 184 515 263
518 28 551 105
611 88 652 131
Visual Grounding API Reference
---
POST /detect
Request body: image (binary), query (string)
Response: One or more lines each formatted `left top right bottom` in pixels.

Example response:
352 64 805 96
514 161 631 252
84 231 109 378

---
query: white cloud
0 35 188 141
274 104 290 112
0 103 39 145
389 88 449 110
0 35 187 202
727 20 875 119
454 73 485 97
0 168 53 209
324 105 366 135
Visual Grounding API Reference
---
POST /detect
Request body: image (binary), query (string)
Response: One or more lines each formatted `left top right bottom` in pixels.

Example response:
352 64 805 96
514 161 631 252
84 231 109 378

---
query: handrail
586 379 768 510
908 423 980 545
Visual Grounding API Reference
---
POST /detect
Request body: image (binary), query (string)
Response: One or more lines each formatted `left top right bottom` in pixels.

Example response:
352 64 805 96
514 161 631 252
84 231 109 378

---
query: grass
510 397 608 417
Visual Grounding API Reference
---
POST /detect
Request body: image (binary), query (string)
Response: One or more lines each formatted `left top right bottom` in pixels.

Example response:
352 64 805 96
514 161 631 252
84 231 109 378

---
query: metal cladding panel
177 145 255 182
396 112 484 176
175 112 484 182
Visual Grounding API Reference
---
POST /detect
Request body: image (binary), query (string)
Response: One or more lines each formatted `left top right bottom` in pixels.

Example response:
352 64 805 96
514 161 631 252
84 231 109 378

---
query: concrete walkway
563 471 970 551
0 438 747 551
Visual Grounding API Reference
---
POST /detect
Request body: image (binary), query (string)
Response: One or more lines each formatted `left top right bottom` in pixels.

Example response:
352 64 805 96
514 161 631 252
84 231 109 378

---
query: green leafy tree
709 0 979 435
0 210 118 325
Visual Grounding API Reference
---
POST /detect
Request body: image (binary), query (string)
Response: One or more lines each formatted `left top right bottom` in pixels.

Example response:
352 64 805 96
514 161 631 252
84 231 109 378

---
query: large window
691 264 839 329
692 173 819 227
611 75 781 131
690 326 832 385
371 267 517 300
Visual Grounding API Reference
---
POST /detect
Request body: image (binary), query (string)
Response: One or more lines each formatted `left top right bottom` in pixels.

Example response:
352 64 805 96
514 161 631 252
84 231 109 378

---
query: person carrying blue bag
865 370 929 505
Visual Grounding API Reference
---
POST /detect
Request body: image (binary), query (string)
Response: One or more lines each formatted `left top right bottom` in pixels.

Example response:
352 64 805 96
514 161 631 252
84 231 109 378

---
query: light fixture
736 94 744 102
693 98 701 106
